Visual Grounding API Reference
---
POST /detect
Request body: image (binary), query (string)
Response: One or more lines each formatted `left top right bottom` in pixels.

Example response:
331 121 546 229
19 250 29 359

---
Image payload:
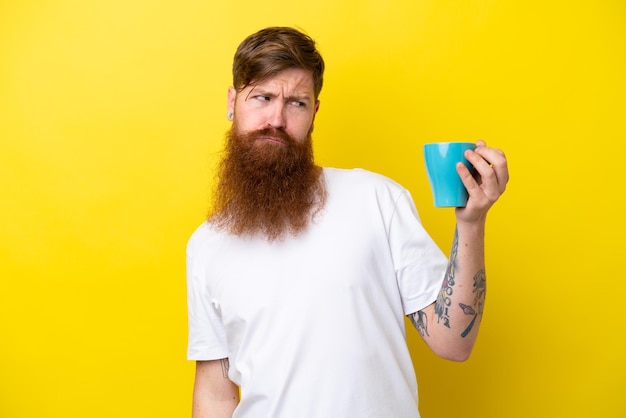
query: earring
227 111 233 121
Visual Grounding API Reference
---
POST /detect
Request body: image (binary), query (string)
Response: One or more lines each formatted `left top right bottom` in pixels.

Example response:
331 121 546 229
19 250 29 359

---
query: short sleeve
388 189 448 315
186 224 229 360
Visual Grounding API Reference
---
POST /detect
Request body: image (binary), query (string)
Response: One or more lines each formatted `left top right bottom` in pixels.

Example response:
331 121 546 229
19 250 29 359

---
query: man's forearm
412 222 486 361
438 222 486 335
192 359 239 418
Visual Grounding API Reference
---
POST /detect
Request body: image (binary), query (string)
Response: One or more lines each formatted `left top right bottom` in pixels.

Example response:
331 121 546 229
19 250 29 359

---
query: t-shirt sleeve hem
400 264 446 316
403 293 439 316
186 348 229 361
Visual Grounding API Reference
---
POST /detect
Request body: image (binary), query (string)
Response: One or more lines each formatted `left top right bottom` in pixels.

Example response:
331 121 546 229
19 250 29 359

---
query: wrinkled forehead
239 68 316 97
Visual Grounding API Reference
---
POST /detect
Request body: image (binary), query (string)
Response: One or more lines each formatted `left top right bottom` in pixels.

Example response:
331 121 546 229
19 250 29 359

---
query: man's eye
255 95 271 102
292 101 306 107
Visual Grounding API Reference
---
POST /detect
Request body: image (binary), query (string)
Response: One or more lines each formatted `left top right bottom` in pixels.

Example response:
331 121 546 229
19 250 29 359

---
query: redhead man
186 26 509 418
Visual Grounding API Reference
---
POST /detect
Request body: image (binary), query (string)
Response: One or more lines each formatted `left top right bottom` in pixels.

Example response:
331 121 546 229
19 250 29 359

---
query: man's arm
192 359 239 418
409 223 486 361
409 141 508 361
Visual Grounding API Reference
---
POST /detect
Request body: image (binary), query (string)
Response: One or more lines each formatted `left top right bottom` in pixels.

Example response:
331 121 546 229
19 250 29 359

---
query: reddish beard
208 125 326 241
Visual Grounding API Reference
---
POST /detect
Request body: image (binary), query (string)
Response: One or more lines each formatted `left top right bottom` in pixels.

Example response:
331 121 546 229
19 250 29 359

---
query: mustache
244 127 296 145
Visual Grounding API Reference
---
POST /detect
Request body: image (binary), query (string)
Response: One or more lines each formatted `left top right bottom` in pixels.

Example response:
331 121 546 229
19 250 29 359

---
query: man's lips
256 136 287 145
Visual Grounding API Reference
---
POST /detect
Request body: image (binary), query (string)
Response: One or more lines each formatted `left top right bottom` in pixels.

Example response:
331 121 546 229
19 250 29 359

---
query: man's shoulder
322 167 405 193
186 221 218 253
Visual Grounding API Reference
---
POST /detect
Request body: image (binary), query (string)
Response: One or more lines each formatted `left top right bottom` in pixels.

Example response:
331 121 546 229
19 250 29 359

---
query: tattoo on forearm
460 269 486 338
459 303 475 315
435 229 459 328
220 358 230 378
409 310 429 338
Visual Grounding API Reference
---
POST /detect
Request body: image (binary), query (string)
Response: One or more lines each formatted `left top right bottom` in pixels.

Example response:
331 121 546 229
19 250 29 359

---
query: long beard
208 125 326 241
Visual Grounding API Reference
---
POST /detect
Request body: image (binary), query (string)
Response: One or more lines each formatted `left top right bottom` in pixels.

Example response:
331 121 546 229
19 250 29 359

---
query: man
187 26 508 418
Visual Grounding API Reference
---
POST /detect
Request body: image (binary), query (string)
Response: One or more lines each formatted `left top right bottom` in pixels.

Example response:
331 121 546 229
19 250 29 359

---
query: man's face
227 68 319 144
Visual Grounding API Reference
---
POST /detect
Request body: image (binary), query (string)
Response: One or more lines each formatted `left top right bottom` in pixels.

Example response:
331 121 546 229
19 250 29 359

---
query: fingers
455 143 509 213
456 161 481 196
468 144 509 193
454 141 509 222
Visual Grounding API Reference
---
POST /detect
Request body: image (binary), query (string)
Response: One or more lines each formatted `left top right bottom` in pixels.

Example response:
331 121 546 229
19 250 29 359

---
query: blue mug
423 142 476 207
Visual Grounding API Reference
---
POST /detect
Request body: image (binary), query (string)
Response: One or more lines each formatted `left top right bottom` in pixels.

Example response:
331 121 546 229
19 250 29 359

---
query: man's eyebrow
244 87 282 101
244 85 264 100
286 93 312 102
244 85 312 102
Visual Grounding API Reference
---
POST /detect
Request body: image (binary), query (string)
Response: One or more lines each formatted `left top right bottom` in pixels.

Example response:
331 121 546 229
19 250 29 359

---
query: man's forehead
243 68 315 95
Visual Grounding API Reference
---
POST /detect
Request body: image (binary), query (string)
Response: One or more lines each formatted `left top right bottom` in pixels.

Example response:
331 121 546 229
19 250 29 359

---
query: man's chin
251 141 290 164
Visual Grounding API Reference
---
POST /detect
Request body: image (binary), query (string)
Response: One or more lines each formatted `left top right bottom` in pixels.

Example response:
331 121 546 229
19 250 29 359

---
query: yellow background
1 0 624 417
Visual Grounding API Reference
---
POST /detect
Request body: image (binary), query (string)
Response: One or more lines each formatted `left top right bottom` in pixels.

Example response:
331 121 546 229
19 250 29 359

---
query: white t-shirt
187 168 448 418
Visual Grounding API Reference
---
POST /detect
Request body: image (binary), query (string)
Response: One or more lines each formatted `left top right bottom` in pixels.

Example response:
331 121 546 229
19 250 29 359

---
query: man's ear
310 100 320 133
311 100 320 123
227 87 236 117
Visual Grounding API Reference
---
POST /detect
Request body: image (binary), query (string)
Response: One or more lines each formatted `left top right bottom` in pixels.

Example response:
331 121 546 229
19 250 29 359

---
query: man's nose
267 102 286 129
